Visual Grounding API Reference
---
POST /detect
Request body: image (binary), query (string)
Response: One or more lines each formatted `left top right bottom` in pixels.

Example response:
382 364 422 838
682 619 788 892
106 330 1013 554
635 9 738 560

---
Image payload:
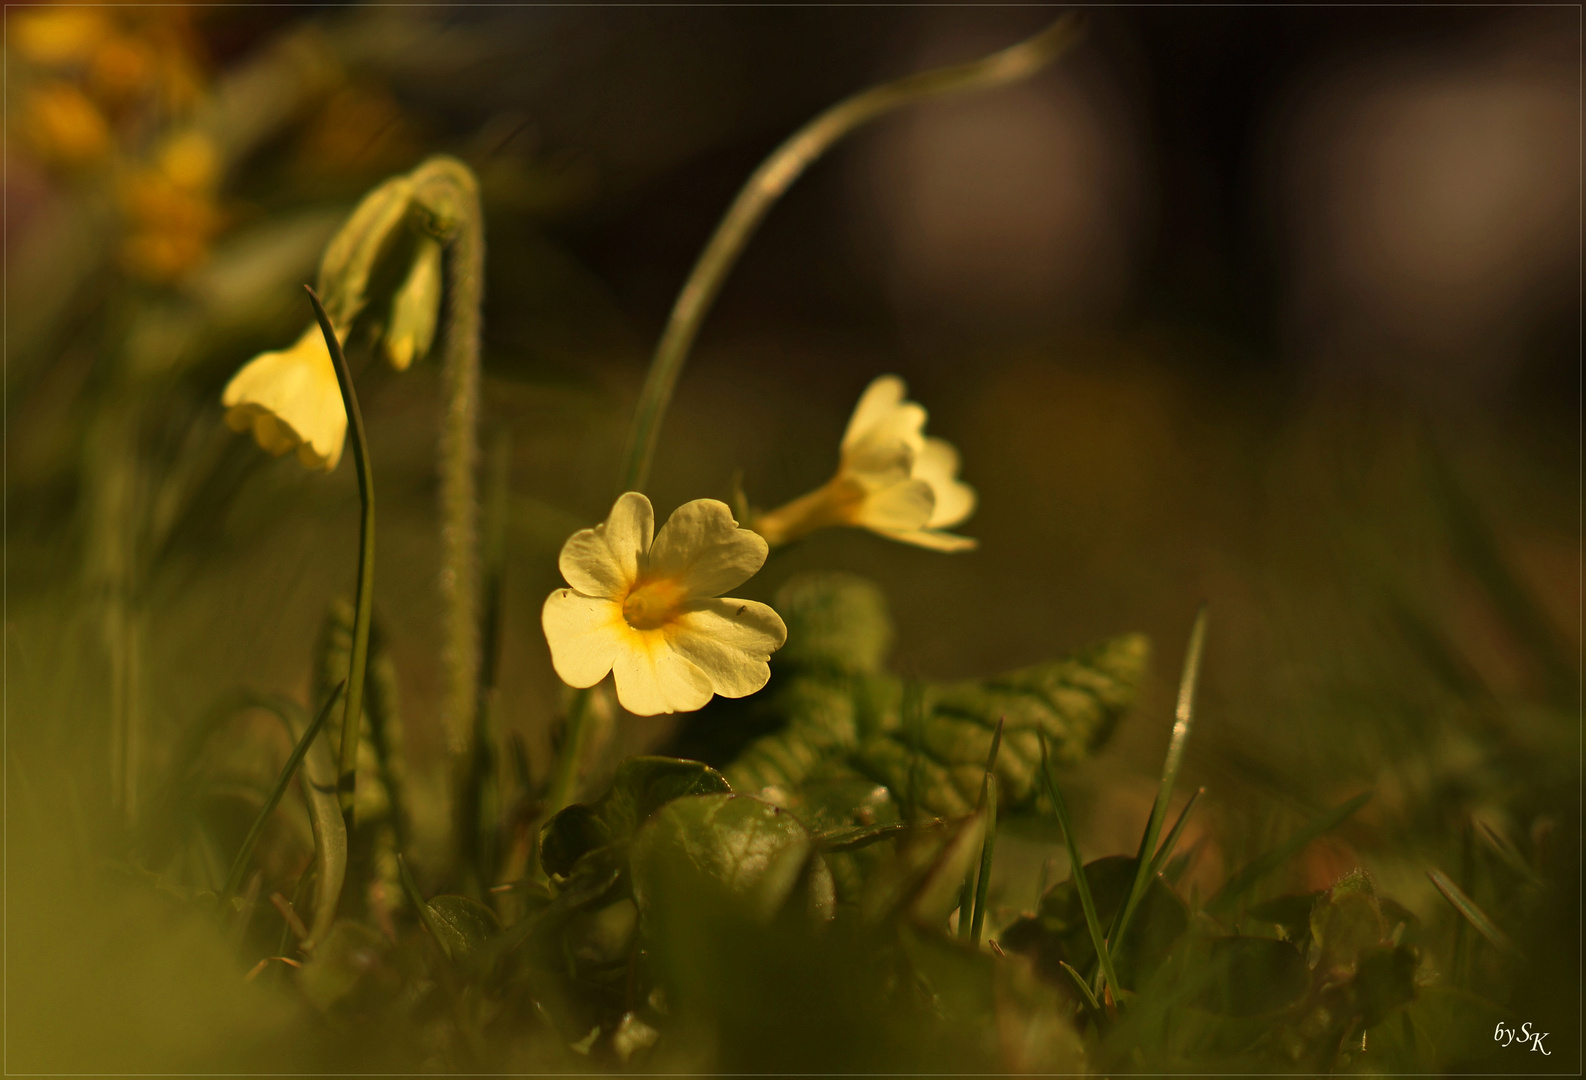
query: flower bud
383 235 442 371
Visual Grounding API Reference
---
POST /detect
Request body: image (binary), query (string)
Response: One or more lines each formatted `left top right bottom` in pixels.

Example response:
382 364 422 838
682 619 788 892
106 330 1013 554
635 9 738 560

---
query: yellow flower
752 375 977 551
383 236 442 371
542 493 788 716
221 325 347 471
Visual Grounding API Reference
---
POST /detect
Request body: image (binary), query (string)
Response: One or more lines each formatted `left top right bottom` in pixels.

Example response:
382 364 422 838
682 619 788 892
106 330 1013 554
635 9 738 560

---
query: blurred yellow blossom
752 375 977 551
543 493 787 716
118 131 224 282
23 83 112 167
222 325 348 471
13 9 110 66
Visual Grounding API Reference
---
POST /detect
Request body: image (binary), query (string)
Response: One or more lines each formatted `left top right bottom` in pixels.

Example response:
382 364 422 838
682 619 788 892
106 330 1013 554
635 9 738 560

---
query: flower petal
874 527 978 552
558 491 654 599
542 589 627 687
221 326 348 471
916 437 977 528
610 633 714 715
842 375 906 449
666 598 788 698
645 498 768 599
854 478 935 531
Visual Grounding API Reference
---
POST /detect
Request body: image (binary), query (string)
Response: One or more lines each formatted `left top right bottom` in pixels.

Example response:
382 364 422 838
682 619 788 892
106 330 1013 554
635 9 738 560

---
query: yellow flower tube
221 324 348 471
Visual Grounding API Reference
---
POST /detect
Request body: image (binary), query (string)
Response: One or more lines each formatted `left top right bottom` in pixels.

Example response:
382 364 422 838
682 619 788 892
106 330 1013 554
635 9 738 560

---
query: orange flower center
621 577 686 631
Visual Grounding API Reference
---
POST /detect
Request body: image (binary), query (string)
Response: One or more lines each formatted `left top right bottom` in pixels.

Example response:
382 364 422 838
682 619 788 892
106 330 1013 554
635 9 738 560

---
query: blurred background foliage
7 5 1577 1072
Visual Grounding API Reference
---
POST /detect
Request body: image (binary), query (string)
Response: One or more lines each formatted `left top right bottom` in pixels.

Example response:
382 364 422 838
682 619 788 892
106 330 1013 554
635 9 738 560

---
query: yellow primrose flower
221 325 347 471
752 375 977 551
542 493 788 716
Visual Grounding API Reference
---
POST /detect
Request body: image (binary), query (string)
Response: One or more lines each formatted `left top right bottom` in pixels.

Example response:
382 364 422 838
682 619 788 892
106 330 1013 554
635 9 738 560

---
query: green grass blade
221 681 345 903
969 774 998 946
1112 605 1207 958
1206 790 1372 916
1059 960 1102 1012
1145 785 1204 882
306 286 375 827
1428 867 1516 955
1475 820 1544 887
961 717 1003 941
1039 732 1122 997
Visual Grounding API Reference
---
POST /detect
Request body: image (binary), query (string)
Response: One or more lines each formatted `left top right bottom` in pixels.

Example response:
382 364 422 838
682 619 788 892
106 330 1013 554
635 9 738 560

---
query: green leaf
1192 936 1309 1018
629 793 830 925
724 573 1149 821
1351 944 1419 1028
999 855 1188 993
424 894 502 963
539 757 732 878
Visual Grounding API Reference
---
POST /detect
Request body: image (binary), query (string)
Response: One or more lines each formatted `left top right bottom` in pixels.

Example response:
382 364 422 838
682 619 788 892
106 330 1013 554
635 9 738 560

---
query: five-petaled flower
542 492 788 716
221 324 347 471
751 375 977 551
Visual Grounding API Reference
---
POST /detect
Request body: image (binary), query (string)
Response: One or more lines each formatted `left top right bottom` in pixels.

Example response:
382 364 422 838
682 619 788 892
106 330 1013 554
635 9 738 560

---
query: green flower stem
221 681 345 903
615 11 1085 494
413 158 486 767
307 286 375 825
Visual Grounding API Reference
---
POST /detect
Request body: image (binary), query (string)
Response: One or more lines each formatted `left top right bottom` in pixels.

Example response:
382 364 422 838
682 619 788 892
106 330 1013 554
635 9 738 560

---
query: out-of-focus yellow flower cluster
14 7 219 283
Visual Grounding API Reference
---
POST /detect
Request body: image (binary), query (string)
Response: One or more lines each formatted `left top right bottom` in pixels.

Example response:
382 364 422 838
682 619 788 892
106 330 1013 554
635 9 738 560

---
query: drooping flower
542 493 788 716
751 375 977 551
221 324 347 471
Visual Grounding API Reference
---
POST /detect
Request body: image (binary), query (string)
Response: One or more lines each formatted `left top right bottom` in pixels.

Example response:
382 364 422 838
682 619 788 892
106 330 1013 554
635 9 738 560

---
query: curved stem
306 286 375 826
614 12 1085 494
221 681 345 903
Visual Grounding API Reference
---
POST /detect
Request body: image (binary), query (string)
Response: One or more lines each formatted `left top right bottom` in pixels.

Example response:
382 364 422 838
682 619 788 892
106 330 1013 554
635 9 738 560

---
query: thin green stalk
306 287 374 825
222 681 345 902
614 12 1085 493
1112 605 1207 961
968 717 1004 946
1039 732 1122 998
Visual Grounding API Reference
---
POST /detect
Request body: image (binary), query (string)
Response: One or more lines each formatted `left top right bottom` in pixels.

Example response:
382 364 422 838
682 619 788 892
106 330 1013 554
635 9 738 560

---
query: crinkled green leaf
724 574 1149 822
539 757 731 878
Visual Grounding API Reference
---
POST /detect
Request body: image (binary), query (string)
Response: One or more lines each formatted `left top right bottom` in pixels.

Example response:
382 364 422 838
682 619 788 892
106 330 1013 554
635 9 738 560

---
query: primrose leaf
539 757 731 878
629 793 831 925
723 573 1149 822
